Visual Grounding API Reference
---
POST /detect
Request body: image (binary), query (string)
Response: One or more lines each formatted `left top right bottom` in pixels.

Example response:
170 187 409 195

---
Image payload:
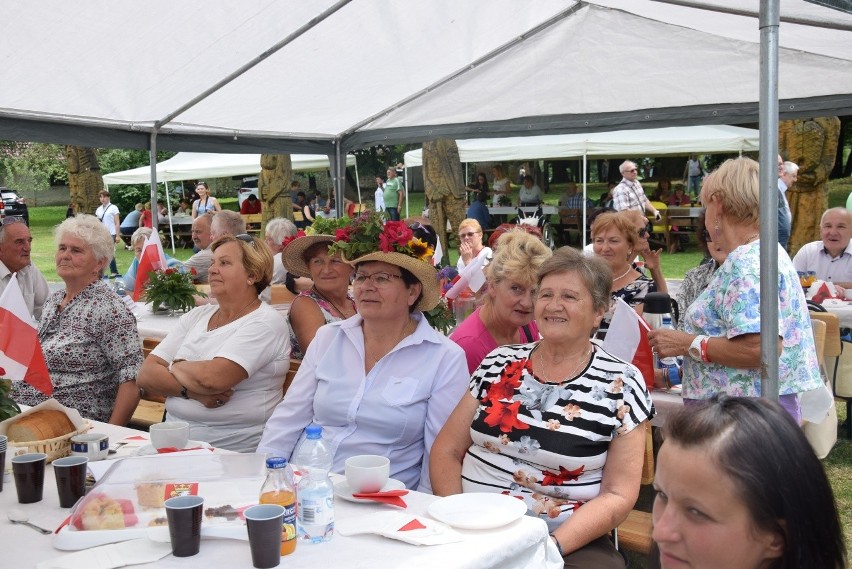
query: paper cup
70 433 109 461
344 455 390 494
53 456 89 508
11 453 47 504
150 422 190 450
165 495 204 557
244 504 285 568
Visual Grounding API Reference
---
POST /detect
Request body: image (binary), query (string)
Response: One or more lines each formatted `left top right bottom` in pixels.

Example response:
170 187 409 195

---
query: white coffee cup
70 433 109 461
344 455 390 493
149 422 190 450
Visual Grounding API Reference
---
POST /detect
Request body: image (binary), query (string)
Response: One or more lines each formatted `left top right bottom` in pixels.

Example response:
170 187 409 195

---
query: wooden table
1 419 561 569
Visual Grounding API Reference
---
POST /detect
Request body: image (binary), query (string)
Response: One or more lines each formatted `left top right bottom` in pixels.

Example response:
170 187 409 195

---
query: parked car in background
0 188 29 224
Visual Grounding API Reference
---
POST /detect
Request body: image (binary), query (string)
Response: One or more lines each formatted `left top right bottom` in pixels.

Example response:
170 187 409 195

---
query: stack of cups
0 435 6 493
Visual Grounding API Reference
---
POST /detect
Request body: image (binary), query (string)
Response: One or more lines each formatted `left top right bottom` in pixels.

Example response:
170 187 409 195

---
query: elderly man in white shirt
612 160 661 221
0 217 50 320
793 207 852 298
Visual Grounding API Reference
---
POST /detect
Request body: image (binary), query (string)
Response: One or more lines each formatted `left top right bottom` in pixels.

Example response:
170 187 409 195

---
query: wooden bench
241 213 263 236
129 338 166 430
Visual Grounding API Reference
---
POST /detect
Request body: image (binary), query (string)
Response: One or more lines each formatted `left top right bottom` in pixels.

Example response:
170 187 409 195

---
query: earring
248 280 254 286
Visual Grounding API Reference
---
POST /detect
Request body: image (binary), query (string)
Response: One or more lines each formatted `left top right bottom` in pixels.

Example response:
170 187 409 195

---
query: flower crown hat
329 212 440 312
280 216 353 278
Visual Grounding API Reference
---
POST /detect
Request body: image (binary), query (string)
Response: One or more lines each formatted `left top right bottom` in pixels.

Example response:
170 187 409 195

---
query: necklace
310 286 351 318
208 298 259 332
744 233 759 243
612 265 633 282
365 318 415 367
537 343 593 383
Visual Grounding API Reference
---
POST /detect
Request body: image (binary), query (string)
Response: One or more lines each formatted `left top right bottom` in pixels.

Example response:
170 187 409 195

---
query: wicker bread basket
10 420 92 463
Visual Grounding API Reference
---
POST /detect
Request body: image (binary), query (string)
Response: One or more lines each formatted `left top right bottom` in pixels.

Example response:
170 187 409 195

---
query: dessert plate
427 493 527 530
333 478 406 502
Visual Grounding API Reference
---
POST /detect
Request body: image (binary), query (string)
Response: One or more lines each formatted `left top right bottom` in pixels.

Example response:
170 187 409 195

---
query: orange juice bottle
259 457 297 556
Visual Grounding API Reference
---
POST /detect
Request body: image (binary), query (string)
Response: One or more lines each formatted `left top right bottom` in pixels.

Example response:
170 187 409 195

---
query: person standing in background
683 155 704 199
778 157 798 250
612 161 662 221
383 167 404 221
95 189 121 277
374 174 386 213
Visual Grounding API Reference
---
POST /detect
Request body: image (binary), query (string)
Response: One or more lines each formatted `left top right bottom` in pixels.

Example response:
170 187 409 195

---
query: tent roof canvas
402 125 760 167
102 152 356 186
1 1 851 153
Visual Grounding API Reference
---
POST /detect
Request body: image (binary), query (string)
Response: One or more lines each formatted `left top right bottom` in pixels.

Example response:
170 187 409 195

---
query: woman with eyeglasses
647 158 821 422
137 234 290 452
591 211 658 337
281 233 356 360
451 229 551 373
456 218 492 272
12 215 143 425
191 182 221 218
258 215 469 492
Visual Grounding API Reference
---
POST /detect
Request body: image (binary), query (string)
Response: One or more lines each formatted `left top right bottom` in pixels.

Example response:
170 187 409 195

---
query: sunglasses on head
234 233 256 247
637 224 652 238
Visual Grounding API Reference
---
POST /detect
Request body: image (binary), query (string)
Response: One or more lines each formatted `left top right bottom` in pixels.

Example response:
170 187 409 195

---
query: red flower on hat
281 230 306 250
0 367 6 376
379 221 414 252
334 227 354 242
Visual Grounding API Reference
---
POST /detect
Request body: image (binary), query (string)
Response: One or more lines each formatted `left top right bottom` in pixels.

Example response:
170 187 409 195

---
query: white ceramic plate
427 493 527 530
333 478 406 502
133 440 212 456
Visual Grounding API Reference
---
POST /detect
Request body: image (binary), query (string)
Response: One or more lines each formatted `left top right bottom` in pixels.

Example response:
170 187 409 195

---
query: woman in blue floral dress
432 248 653 568
648 158 822 422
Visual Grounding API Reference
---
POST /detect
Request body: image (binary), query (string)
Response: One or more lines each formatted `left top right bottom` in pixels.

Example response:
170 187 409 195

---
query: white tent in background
402 125 760 167
103 152 357 186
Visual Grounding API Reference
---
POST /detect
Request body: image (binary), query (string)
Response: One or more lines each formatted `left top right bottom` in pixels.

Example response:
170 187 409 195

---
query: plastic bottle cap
305 425 322 439
266 457 289 469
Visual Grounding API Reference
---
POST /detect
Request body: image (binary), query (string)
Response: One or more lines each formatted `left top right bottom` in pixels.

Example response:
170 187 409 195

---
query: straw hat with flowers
280 216 353 278
328 212 440 312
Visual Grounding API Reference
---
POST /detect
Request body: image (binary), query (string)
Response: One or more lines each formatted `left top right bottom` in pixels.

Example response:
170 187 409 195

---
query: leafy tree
0 142 66 190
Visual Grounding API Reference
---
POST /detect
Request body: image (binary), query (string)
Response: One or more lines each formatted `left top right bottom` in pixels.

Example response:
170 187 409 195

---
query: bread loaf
6 410 76 442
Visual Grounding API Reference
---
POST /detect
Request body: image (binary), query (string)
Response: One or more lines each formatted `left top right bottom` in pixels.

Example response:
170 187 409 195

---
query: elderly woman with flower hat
259 213 469 492
282 222 357 360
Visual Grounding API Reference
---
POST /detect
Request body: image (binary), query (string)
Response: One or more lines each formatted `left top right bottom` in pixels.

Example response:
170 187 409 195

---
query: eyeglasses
626 169 638 173
0 216 25 226
637 224 652 238
702 229 712 243
459 231 479 238
352 271 403 287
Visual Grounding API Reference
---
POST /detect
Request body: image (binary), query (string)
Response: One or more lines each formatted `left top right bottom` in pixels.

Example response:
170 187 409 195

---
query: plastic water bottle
656 316 682 387
113 276 127 297
292 425 334 543
259 457 297 556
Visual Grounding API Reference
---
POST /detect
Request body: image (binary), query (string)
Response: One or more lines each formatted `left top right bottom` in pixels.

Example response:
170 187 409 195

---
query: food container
0 400 90 463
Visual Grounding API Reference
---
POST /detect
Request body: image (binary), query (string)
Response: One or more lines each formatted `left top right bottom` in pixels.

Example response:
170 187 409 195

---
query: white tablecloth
1 420 560 569
823 302 852 328
488 205 558 216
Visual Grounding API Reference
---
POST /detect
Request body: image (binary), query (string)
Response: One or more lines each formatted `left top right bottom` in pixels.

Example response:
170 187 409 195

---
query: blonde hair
491 164 506 179
458 218 483 235
700 157 760 227
485 229 552 295
211 235 273 295
590 211 638 251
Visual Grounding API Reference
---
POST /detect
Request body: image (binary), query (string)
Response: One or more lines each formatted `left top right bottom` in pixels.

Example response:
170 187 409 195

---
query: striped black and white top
460 342 654 531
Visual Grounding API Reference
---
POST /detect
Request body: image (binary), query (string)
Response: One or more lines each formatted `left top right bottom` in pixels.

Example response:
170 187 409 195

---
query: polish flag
132 231 167 301
602 298 655 390
0 273 52 395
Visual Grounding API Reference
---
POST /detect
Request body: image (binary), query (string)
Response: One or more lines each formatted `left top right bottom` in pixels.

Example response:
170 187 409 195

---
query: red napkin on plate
156 446 211 454
351 489 409 508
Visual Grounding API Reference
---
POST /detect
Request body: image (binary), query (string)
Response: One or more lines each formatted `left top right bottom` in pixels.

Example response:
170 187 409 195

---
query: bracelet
549 534 564 557
700 337 710 363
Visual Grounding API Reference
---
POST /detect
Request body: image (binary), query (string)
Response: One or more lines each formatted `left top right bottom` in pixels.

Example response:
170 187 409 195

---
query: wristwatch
688 335 709 361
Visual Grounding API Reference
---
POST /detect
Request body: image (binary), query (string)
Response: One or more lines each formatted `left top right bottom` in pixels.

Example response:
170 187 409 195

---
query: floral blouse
461 343 653 531
12 279 143 422
599 275 656 335
288 288 355 360
681 241 822 399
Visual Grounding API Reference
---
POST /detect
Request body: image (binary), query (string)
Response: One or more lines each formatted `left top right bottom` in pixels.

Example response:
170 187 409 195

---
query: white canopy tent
402 125 760 167
102 152 357 186
2 0 852 392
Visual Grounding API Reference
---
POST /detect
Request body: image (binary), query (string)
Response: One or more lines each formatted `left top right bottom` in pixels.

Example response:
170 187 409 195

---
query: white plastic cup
344 455 389 493
70 433 109 461
149 422 190 450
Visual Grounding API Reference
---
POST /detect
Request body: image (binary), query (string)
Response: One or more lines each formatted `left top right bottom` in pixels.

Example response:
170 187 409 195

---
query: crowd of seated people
16 163 847 568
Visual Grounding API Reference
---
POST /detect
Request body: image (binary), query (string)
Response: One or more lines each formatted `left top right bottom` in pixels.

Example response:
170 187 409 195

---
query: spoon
8 509 54 534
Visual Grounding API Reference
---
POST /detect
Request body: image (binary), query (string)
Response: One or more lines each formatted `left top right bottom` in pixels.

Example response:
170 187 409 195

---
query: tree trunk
64 146 103 214
423 139 466 263
259 154 293 227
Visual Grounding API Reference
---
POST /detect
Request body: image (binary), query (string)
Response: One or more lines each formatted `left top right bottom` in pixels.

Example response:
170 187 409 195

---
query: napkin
806 280 841 304
351 489 409 508
36 539 171 569
336 511 464 546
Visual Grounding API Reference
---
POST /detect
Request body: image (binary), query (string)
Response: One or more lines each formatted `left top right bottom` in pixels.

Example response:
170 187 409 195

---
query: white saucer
333 478 406 502
133 440 212 456
427 493 527 530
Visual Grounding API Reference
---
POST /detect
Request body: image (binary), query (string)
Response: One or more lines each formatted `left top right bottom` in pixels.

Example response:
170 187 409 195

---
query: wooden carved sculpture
65 145 103 214
779 117 840 255
259 153 293 224
423 139 466 263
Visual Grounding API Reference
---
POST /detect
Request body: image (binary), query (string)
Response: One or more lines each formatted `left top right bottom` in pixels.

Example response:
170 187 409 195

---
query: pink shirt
449 306 539 373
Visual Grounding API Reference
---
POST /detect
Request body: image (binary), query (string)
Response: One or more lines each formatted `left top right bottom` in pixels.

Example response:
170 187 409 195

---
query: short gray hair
55 214 114 268
620 160 637 175
782 161 799 175
211 210 246 238
265 218 297 244
536 246 612 313
131 227 153 247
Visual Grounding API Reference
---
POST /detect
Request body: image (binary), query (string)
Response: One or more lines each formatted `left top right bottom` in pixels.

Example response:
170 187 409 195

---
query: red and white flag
602 298 655 390
132 230 168 301
0 273 52 395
